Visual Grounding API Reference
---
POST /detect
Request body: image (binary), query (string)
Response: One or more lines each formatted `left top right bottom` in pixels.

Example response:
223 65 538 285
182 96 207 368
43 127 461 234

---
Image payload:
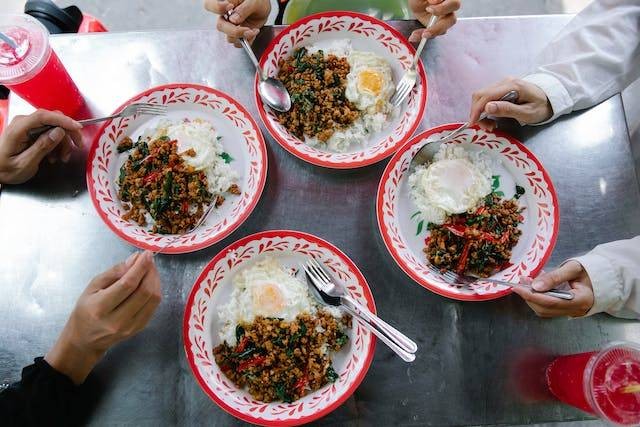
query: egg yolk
252 283 285 314
358 70 383 96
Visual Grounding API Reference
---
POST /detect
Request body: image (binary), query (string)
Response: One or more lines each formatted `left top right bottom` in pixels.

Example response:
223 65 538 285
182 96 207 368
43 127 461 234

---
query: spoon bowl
258 77 292 112
238 38 292 112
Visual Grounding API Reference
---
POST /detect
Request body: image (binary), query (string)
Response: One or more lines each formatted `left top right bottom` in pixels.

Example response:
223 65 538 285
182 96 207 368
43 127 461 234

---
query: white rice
301 39 395 153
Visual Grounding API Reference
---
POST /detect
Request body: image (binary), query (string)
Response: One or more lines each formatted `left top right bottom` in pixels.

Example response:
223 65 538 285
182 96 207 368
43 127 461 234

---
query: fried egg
409 144 494 225
218 257 317 345
345 51 394 114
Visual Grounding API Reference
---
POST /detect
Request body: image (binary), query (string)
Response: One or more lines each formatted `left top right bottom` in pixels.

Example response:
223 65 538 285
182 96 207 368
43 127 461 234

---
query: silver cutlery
302 258 417 362
409 90 520 171
27 103 167 142
425 263 574 300
223 10 291 112
389 15 437 108
302 266 416 363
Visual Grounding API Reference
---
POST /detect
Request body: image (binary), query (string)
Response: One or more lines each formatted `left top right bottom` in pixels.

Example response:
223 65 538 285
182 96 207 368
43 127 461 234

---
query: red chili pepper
182 201 189 214
456 241 472 274
424 236 431 246
294 374 308 395
475 206 487 215
143 172 160 184
499 232 510 244
480 232 497 243
237 355 266 372
518 214 524 222
444 224 467 237
235 336 249 353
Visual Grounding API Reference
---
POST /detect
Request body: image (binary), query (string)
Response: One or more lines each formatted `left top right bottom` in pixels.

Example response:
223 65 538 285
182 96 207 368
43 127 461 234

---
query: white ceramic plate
256 11 427 169
183 230 376 426
377 125 559 301
87 83 267 254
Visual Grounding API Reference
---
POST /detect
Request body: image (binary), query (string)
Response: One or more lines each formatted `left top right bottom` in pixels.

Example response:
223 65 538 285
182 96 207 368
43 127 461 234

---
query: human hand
409 0 460 42
512 261 595 318
45 251 162 384
469 78 553 130
205 0 271 47
0 110 83 184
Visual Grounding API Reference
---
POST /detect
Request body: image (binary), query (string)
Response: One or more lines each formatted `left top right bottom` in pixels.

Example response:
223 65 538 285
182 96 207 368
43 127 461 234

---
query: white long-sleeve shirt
522 0 640 319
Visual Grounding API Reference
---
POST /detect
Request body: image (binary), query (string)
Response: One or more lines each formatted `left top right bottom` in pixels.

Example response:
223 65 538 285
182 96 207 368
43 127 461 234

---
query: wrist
45 327 104 385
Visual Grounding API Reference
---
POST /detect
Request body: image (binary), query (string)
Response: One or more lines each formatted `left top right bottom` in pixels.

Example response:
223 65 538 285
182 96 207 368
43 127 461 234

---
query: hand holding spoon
223 10 291 112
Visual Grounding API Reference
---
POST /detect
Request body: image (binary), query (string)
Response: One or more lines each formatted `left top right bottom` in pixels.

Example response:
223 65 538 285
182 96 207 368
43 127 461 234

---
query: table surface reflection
2 16 640 427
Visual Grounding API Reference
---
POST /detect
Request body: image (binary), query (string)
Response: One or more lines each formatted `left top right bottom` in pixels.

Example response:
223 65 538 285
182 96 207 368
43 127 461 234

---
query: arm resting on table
571 236 640 319
523 0 640 124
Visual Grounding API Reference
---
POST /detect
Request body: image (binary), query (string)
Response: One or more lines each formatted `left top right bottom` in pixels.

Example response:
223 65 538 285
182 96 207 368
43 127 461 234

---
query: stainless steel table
2 16 640 427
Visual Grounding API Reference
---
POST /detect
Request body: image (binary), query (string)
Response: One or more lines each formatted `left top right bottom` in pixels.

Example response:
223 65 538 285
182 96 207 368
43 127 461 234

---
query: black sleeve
275 0 288 25
0 357 86 427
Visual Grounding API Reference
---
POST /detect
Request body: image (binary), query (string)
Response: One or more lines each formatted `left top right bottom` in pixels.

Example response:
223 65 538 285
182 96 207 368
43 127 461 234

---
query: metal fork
426 263 574 300
303 259 418 354
302 266 416 363
27 103 167 142
409 90 520 171
389 15 437 108
153 201 217 256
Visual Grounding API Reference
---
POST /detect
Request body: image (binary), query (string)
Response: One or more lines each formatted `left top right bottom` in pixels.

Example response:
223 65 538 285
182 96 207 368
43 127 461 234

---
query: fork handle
343 295 418 353
411 15 438 69
478 90 519 122
341 304 416 363
27 114 121 143
482 278 574 300
436 90 520 146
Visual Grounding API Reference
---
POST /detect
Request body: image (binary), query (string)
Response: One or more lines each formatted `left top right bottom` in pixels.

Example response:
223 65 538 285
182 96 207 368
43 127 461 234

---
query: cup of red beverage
0 14 84 118
546 342 640 426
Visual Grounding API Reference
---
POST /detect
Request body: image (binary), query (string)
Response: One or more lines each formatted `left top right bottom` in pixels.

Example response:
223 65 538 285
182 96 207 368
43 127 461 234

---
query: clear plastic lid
585 342 640 426
0 14 50 85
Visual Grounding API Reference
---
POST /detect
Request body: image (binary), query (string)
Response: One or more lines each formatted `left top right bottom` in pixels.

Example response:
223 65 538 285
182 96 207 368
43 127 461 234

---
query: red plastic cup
0 14 84 118
546 342 640 426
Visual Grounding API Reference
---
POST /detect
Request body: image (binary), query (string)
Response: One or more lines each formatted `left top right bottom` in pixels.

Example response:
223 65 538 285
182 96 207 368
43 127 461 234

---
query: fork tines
132 103 167 115
390 81 411 107
302 260 332 293
425 262 461 285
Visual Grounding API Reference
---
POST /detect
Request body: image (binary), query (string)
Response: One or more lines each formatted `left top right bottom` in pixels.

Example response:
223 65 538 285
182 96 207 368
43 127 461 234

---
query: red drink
546 342 640 426
0 14 84 117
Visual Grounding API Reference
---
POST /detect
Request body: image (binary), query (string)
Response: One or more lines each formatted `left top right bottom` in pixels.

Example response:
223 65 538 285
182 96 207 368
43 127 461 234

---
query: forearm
45 326 103 385
525 0 640 123
571 236 640 319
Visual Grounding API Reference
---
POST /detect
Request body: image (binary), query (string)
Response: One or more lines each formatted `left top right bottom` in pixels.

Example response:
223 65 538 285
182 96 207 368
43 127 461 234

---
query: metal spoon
239 38 291 112
409 90 519 171
0 31 17 50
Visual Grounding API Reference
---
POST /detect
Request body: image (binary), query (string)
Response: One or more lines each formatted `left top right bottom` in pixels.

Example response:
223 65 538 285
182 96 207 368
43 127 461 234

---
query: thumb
485 101 530 124
87 252 140 292
532 262 583 292
229 1 254 24
20 127 65 165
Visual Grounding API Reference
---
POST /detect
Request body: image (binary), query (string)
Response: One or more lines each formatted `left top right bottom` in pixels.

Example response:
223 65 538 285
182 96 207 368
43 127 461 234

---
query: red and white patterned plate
183 230 376 426
376 124 559 301
256 11 427 169
86 83 267 254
